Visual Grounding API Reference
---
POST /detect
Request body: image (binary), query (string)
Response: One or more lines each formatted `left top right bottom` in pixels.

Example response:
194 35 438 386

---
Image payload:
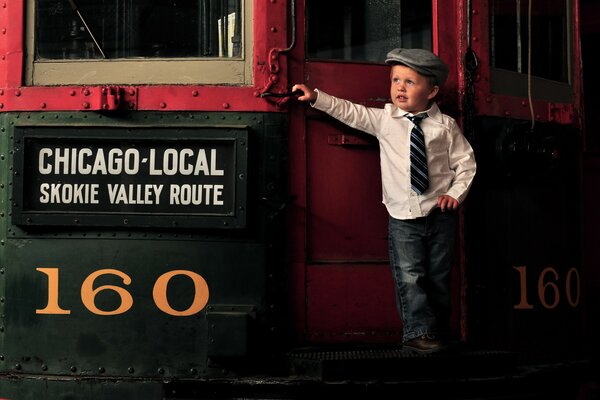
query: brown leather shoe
403 334 446 354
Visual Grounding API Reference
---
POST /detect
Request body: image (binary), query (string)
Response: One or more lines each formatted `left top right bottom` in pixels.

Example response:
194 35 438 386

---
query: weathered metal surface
0 0 291 112
0 111 287 384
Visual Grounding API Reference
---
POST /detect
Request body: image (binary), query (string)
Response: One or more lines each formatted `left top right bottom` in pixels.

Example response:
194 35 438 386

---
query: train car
0 0 598 399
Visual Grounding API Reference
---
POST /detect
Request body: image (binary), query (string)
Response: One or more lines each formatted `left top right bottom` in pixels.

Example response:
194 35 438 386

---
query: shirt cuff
311 89 331 110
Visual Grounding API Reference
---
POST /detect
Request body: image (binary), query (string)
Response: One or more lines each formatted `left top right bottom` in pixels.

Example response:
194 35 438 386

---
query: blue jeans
388 209 457 342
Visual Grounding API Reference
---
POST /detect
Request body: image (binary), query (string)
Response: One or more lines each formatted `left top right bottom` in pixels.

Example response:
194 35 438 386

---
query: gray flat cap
385 48 449 86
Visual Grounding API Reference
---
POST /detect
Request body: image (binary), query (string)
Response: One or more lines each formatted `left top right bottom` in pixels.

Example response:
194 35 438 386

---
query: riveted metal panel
0 111 287 383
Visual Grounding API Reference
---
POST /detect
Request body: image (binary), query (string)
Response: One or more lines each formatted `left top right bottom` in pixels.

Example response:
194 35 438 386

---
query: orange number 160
36 267 210 316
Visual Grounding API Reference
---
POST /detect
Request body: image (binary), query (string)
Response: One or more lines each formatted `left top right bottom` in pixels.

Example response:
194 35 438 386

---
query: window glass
306 0 432 62
490 0 569 82
36 0 242 60
27 0 252 85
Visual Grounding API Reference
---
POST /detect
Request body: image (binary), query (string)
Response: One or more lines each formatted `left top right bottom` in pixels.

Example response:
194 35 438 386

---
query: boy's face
389 64 439 113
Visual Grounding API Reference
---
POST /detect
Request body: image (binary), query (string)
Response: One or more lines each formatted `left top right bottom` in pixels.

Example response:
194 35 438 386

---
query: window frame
488 0 574 102
24 0 254 86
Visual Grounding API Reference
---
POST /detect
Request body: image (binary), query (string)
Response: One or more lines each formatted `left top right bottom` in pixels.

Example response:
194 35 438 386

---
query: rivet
69 90 76 96
0 104 3 109
485 96 492 103
82 102 90 109
15 363 21 370
102 103 109 110
473 36 478 42
41 364 48 371
159 102 167 108
189 368 197 375
14 89 20 96
101 87 107 94
40 102 46 109
222 102 230 109
128 367 134 373
472 9 478 14
157 367 165 374
128 89 136 96
270 27 277 33
98 367 105 373
70 366 77 372
2 28 6 35
192 90 199 97
504 111 511 116
0 89 3 95
83 89 90 96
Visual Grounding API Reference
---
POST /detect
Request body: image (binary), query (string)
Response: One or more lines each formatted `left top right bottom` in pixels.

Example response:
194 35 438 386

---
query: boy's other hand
437 195 458 212
292 84 317 103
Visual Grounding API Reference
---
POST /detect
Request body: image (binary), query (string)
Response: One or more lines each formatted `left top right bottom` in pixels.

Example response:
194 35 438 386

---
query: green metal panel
0 111 287 398
0 375 165 400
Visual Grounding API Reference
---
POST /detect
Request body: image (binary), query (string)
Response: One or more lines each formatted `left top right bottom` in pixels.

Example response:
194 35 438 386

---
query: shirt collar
389 102 443 123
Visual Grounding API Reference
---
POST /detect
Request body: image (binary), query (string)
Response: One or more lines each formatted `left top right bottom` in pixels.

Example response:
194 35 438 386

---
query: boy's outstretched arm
292 84 317 103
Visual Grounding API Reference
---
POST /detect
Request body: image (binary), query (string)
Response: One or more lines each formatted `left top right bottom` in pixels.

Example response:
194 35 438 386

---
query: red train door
288 1 436 344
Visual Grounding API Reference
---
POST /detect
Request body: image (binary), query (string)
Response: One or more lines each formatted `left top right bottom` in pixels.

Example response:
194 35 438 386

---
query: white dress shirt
312 90 477 220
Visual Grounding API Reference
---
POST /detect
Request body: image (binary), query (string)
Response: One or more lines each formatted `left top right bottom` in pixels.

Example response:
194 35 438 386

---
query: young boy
293 48 476 354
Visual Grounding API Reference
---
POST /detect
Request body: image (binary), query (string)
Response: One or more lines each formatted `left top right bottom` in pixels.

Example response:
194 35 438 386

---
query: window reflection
36 0 242 60
490 0 569 82
306 0 432 62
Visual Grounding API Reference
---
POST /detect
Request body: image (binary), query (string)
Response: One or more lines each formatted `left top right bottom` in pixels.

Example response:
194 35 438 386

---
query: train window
306 0 432 62
25 0 253 85
489 0 573 102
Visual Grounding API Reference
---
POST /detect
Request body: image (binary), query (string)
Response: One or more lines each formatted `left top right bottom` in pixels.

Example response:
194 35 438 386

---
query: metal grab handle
260 89 303 98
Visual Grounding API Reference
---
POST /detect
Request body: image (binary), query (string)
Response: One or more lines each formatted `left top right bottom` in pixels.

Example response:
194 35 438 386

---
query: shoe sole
402 344 447 355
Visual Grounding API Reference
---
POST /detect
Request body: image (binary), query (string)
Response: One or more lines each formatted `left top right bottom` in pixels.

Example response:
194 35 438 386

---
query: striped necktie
406 114 429 195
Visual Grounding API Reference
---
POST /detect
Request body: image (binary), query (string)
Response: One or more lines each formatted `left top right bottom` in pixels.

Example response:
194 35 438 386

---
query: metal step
287 344 518 382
